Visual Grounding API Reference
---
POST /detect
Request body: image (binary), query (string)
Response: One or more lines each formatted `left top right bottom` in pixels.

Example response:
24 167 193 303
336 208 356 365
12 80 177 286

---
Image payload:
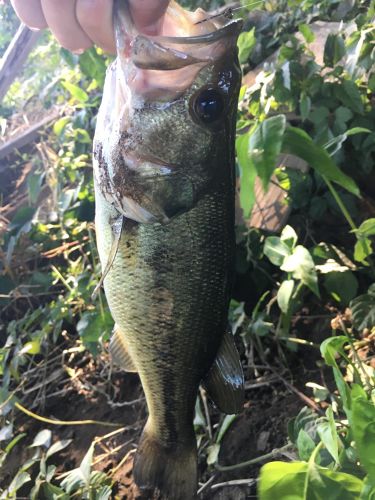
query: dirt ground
1 341 321 499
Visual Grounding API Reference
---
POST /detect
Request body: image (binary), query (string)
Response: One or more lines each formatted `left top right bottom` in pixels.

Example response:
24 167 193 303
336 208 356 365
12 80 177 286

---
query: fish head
94 2 242 224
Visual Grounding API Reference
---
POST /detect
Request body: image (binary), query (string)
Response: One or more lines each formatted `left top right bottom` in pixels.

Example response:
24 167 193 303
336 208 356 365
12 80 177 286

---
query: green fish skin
93 5 243 499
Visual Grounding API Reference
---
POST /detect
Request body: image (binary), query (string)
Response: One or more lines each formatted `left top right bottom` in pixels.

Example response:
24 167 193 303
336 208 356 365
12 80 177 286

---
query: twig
244 375 280 390
211 478 256 490
110 448 137 477
216 443 293 471
200 387 213 441
197 475 216 495
15 402 122 427
268 366 322 414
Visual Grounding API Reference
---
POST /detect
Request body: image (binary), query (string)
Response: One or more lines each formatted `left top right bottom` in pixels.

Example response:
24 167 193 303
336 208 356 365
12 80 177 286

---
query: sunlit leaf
264 237 291 267
249 115 286 191
61 81 88 103
236 132 257 218
237 28 256 64
281 245 319 297
277 279 295 314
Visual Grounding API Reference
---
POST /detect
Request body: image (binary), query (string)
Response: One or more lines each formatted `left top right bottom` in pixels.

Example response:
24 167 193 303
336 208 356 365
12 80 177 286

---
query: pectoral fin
92 215 123 300
109 325 138 373
203 328 244 414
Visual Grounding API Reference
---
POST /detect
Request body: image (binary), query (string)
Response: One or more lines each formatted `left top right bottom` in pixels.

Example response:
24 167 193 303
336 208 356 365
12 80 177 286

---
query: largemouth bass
93 2 244 498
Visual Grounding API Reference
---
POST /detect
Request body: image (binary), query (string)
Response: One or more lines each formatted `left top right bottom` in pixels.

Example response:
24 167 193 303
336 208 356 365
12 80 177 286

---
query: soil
1 340 320 500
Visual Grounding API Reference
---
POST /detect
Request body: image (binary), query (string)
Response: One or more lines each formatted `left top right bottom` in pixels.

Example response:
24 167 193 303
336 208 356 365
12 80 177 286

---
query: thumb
128 0 170 34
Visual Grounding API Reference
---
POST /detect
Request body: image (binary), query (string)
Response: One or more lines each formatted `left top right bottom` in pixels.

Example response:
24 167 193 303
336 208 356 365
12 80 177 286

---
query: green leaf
354 238 373 263
297 429 316 461
249 115 286 191
5 433 26 453
251 312 273 337
282 127 360 196
27 172 43 205
61 81 88 103
264 237 291 267
336 80 364 115
324 34 346 66
277 279 295 314
236 132 257 218
334 107 353 124
288 407 318 444
352 396 375 479
281 245 319 297
46 439 72 460
79 442 94 487
317 407 340 464
320 336 348 367
258 461 363 500
19 340 41 356
53 117 71 136
206 443 220 465
324 271 358 306
237 28 256 64
216 414 237 444
30 429 52 448
280 225 298 250
356 218 375 237
299 24 315 43
8 472 31 495
350 286 375 331
42 482 69 500
300 93 311 121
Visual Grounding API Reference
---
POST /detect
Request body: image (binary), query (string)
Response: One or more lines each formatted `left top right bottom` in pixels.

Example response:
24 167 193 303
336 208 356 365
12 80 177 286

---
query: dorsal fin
109 325 138 373
203 328 244 414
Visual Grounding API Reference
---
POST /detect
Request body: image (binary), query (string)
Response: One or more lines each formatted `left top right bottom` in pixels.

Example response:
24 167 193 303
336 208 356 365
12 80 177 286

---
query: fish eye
192 88 225 125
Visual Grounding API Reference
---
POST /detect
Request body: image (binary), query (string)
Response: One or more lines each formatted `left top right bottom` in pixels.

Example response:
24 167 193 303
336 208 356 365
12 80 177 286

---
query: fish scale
93 2 243 497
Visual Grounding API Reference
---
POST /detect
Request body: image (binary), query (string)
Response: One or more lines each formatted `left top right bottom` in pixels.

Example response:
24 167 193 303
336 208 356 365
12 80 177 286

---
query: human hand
10 0 170 53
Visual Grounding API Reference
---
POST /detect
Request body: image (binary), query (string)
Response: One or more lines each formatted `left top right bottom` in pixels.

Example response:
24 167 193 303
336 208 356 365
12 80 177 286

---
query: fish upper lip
141 18 243 46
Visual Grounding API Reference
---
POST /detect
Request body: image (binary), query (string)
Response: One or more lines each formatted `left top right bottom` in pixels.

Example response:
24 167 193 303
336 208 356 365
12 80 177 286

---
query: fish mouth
115 1 243 72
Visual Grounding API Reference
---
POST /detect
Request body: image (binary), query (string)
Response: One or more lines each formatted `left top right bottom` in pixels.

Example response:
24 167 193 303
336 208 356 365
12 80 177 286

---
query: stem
15 402 121 427
216 443 293 471
323 176 357 231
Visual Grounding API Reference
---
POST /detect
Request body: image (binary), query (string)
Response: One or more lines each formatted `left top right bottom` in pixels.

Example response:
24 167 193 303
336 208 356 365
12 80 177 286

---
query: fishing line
195 1 264 25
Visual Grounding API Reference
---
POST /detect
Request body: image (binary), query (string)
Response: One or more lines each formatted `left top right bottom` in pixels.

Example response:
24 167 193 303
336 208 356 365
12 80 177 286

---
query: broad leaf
352 396 375 479
350 285 375 330
320 336 348 367
277 279 295 314
237 132 257 218
281 245 319 297
282 127 360 196
249 115 286 191
237 29 256 64
61 81 89 103
264 236 291 266
317 407 340 464
258 461 363 500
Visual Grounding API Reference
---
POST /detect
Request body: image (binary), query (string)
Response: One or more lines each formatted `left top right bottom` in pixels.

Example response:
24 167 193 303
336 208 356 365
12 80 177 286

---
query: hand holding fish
10 0 170 53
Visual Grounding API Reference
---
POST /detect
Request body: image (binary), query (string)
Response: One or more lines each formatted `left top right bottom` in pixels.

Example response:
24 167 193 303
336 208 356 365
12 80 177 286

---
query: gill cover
93 0 242 225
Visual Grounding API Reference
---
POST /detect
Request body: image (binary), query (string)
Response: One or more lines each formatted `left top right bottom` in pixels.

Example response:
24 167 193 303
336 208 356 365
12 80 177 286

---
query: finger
76 0 115 53
128 0 170 35
11 0 47 29
41 0 92 52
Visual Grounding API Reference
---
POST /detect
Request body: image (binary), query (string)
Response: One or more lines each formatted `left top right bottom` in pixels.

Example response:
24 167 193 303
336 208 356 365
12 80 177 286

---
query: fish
93 1 244 498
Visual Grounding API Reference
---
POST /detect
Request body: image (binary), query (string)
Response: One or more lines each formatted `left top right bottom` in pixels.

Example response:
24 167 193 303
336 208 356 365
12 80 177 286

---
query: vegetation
0 0 374 498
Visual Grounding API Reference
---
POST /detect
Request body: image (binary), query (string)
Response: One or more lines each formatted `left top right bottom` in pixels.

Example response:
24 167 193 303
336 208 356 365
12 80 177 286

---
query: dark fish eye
193 88 224 125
